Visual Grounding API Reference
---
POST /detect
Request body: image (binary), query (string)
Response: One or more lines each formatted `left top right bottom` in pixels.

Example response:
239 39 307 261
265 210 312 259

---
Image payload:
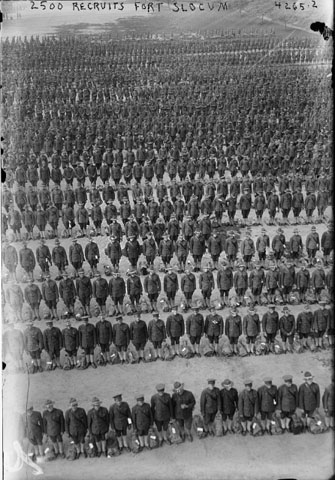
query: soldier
198 266 214 309
85 237 100 275
76 205 89 236
130 312 148 363
25 405 44 459
171 381 196 442
313 301 330 350
126 270 143 314
3 322 25 372
225 231 238 268
265 263 280 304
271 228 286 266
207 231 223 270
5 283 24 323
280 188 292 225
258 378 278 434
19 241 36 280
23 319 44 373
158 234 174 270
78 315 97 369
311 263 326 302
112 315 130 364
109 394 132 453
200 379 221 437
142 232 157 269
132 394 154 450
69 239 85 277
189 231 206 271
238 379 259 436
43 399 65 458
2 239 18 282
248 262 265 305
144 268 161 313
225 307 242 355
36 239 52 278
277 375 298 432
298 372 320 428
148 312 166 361
43 318 63 370
304 191 316 223
289 228 303 265
87 397 109 457
166 305 185 357
233 263 248 306
124 236 141 270
256 228 270 267
181 269 196 310
204 307 223 356
161 267 178 311
243 306 260 355
76 268 93 317
95 314 113 365
305 226 320 267
105 235 122 272
92 272 109 316
217 261 233 308
52 238 69 280
279 306 295 353
321 224 333 266
261 304 279 353
279 260 295 304
322 376 334 431
186 306 204 357
151 384 173 446
296 305 313 349
296 262 310 303
219 379 238 435
62 204 75 238
42 273 59 320
225 192 237 225
59 271 76 316
109 272 125 316
62 319 79 369
65 398 88 459
239 188 252 225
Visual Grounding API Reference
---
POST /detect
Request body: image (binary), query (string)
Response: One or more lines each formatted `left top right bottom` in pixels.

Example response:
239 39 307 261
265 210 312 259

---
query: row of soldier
22 373 333 460
4 302 333 373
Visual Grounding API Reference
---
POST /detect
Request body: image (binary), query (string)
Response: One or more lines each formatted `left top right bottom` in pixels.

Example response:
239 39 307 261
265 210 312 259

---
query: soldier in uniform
41 272 59 320
112 315 130 364
130 312 148 363
311 263 326 303
142 231 157 269
186 306 204 357
279 306 295 353
321 223 333 267
36 239 52 278
124 236 141 270
322 376 334 431
248 262 265 305
2 238 18 282
298 372 320 428
132 394 153 450
19 241 36 280
23 319 44 373
76 268 93 317
65 398 88 459
69 238 85 277
296 262 310 303
151 384 173 446
126 270 143 314
199 266 215 309
277 375 298 432
95 314 113 365
217 261 233 308
289 228 303 265
313 301 331 350
296 304 313 349
109 394 132 453
62 319 79 369
265 263 280 304
243 306 260 355
43 318 63 370
200 379 221 437
240 230 255 270
52 238 68 280
189 230 206 272
144 268 161 313
258 378 278 434
93 272 109 316
109 271 125 315
25 405 44 458
43 399 65 458
220 379 238 435
171 381 196 442
256 228 270 267
305 226 320 267
163 266 179 311
204 307 223 356
233 263 248 306
166 305 185 357
238 379 259 436
105 235 122 272
59 271 76 316
85 236 100 275
261 304 279 353
148 312 166 361
78 315 97 369
181 269 196 311
87 397 109 457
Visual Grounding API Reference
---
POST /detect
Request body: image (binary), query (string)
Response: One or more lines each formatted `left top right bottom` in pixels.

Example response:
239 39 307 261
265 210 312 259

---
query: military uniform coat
298 382 320 412
59 278 76 304
62 326 79 351
144 273 161 295
43 326 63 353
76 276 93 299
258 385 278 413
109 277 126 299
148 319 166 342
109 402 132 431
87 407 109 435
238 389 259 418
42 280 59 302
205 314 223 337
112 322 130 347
24 326 44 352
225 315 242 338
220 388 238 416
130 320 148 344
132 403 153 431
262 312 279 335
200 387 221 415
93 278 109 300
151 393 173 422
243 313 260 337
186 313 204 336
172 390 196 420
19 247 36 272
78 323 96 348
166 314 185 338
96 320 113 344
65 407 87 438
43 408 65 436
277 383 298 412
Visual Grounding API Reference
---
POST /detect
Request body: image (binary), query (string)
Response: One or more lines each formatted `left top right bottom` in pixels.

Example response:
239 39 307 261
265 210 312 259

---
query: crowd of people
19 373 334 462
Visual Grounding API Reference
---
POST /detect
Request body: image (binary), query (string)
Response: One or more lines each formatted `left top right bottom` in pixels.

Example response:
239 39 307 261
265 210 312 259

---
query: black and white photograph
1 0 334 479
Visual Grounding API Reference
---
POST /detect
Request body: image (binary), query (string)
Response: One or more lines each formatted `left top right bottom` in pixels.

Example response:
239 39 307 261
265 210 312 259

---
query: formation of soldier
3 298 333 374
21 373 334 461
